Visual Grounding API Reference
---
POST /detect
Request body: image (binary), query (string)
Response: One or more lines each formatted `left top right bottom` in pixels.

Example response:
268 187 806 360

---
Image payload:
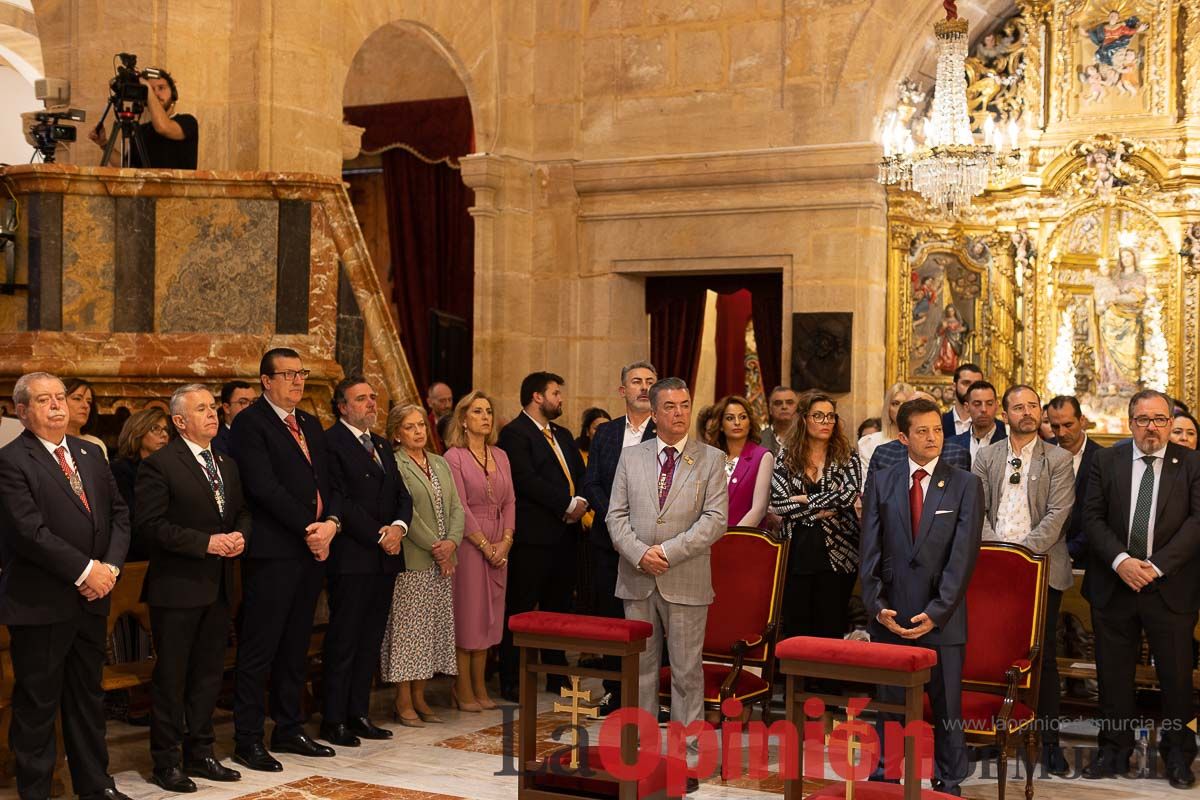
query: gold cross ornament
552 676 600 769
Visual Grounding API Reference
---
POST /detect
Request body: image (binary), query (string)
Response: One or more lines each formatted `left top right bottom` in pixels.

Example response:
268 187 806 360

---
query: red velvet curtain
344 98 475 394
715 290 754 399
645 274 782 395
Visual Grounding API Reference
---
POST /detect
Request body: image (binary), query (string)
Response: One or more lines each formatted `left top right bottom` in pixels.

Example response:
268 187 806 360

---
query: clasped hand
206 531 245 557
431 539 457 577
638 545 669 576
877 608 935 640
378 524 406 556
78 560 116 601
304 520 338 561
1116 558 1158 592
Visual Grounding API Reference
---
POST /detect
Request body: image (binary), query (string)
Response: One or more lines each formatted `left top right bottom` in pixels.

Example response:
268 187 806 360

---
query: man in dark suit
497 371 588 701
580 360 657 713
947 380 1006 465
865 390 969 486
213 380 256 457
1046 395 1104 568
319 376 411 747
136 384 249 792
1081 390 1200 788
861 397 983 796
941 363 1007 440
230 348 343 771
0 372 132 800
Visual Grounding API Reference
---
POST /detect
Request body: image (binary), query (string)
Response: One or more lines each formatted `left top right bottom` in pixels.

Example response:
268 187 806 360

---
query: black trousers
1039 588 1063 748
321 572 393 723
782 570 857 640
500 541 576 689
233 557 325 745
1092 586 1198 766
589 542 625 699
149 599 230 769
9 614 114 799
876 642 967 793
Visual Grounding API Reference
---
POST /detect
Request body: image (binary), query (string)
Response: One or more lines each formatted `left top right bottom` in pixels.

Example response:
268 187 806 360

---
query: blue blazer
860 458 983 646
212 423 235 458
948 427 1008 466
865 437 970 488
942 410 1006 440
581 415 656 552
231 399 341 560
1064 436 1103 567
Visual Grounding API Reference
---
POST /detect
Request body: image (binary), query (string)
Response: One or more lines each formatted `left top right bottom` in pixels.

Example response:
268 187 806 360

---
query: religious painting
791 312 851 394
906 249 983 379
1066 1 1156 118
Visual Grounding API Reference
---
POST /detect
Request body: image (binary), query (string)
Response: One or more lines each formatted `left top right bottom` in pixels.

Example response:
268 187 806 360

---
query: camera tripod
95 96 149 168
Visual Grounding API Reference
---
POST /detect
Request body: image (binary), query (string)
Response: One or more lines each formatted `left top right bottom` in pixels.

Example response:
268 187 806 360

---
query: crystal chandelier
878 1 1022 215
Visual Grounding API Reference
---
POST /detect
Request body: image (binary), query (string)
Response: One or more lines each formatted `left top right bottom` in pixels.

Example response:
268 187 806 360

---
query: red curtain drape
645 278 708 390
714 289 754 399
380 149 474 394
344 98 474 159
645 274 782 396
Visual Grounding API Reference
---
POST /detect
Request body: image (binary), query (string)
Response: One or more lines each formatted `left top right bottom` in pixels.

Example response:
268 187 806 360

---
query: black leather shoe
594 693 621 718
80 789 135 800
685 776 700 794
500 685 520 703
271 731 336 757
184 755 241 782
1168 763 1197 789
150 767 197 793
318 722 361 747
1083 754 1126 780
348 716 393 740
1043 745 1070 777
233 742 283 772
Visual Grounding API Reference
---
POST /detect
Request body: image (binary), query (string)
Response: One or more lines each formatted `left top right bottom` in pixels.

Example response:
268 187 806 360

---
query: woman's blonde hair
386 404 429 450
880 382 916 440
443 390 498 449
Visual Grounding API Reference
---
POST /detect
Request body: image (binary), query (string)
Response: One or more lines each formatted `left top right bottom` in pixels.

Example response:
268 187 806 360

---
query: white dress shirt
952 407 972 436
523 411 584 515
339 419 408 538
994 437 1035 543
623 414 651 449
1113 442 1167 575
262 394 295 423
908 456 938 499
37 434 96 586
1069 435 1088 477
968 424 999 460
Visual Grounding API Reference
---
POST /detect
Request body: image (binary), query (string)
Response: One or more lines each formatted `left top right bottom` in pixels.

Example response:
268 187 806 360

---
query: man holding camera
89 68 198 170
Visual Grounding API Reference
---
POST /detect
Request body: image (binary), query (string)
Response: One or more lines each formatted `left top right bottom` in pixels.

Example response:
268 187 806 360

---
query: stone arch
336 2 498 154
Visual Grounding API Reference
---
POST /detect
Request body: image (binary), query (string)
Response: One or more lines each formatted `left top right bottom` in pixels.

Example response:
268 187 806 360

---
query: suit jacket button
657 518 664 525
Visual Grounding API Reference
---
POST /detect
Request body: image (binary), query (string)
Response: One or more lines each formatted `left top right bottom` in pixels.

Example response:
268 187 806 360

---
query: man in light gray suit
972 384 1075 777
606 377 728 745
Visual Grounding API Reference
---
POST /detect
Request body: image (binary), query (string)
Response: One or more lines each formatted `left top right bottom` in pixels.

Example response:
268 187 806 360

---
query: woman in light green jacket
379 404 464 726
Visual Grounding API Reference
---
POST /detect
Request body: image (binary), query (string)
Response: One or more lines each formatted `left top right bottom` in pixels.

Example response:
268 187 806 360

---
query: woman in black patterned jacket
770 391 862 640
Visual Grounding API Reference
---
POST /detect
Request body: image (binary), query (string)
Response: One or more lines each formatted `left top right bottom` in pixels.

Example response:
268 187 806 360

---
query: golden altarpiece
884 0 1200 435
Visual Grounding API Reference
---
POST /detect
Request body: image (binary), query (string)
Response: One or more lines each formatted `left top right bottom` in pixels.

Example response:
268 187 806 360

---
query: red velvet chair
925 542 1048 800
658 526 789 722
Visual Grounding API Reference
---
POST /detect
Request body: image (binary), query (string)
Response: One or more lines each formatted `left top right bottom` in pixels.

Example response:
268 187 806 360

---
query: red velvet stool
776 636 950 800
509 611 681 800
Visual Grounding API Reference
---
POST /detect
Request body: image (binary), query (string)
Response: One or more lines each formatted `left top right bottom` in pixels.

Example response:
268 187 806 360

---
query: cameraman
89 68 198 169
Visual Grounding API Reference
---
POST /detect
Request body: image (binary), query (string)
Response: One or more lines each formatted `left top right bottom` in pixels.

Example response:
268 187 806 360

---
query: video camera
109 52 160 118
22 78 86 163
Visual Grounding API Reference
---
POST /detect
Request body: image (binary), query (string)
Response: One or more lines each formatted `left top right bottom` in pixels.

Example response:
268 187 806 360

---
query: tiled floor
0 679 1193 800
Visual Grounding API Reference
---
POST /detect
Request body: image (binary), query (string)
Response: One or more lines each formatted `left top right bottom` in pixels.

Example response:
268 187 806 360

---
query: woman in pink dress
444 390 516 711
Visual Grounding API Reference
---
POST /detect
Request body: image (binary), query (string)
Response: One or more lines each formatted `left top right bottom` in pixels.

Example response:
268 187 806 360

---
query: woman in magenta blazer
705 395 774 528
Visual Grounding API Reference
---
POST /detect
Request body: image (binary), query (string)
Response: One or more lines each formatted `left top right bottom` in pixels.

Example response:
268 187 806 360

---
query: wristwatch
326 515 342 534
104 563 120 578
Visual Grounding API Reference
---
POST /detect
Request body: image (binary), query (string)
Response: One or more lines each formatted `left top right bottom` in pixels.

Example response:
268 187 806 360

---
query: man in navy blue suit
947 380 1006 465
230 348 343 771
861 397 983 796
1046 395 1104 568
580 360 657 713
941 363 1006 440
865 392 969 488
319 375 411 747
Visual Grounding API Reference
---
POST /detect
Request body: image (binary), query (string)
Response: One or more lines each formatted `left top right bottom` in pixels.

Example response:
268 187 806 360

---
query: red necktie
285 413 323 519
54 446 91 514
909 468 927 540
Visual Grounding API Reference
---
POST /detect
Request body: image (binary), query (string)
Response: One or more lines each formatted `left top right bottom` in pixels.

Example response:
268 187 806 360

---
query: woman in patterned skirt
381 404 464 726
444 391 516 711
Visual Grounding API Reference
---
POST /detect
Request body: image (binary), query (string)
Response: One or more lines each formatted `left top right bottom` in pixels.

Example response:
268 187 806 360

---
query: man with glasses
229 349 343 771
1082 390 1200 788
971 385 1075 776
214 380 257 457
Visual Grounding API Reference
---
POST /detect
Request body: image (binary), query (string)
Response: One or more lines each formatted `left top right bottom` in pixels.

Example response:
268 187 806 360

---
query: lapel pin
937 480 945 488
683 455 694 465
80 448 88 455
1173 457 1179 464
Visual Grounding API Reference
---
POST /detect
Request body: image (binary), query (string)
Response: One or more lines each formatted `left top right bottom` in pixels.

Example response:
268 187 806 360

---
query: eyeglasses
808 412 838 424
270 369 311 382
149 425 170 435
1008 457 1022 485
1132 416 1170 428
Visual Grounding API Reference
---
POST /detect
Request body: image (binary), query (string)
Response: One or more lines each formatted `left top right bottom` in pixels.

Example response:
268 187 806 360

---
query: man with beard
942 363 1006 440
972 385 1075 776
581 360 658 714
496 372 587 701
